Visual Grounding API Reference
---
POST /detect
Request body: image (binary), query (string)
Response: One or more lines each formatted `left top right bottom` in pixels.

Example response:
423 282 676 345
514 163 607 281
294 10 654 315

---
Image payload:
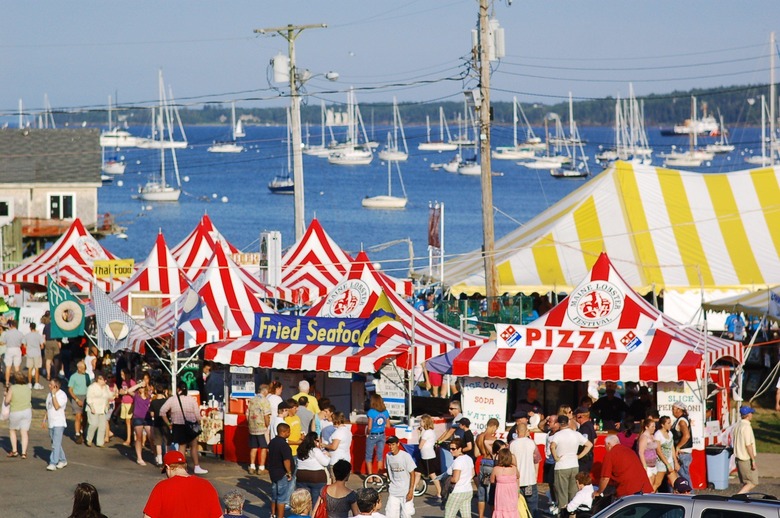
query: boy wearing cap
143 451 223 518
672 477 692 494
384 436 417 518
733 406 758 494
671 402 692 482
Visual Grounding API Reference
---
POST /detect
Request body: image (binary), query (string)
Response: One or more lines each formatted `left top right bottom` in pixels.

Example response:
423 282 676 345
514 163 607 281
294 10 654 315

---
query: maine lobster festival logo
323 279 370 318
76 236 108 263
566 281 624 328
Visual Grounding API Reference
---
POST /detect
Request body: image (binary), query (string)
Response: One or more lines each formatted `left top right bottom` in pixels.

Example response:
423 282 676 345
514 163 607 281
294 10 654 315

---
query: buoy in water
183 176 190 182
117 180 124 187
221 196 228 203
212 193 218 199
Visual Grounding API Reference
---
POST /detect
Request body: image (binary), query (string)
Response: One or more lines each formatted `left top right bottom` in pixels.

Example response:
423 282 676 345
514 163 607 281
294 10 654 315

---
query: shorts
70 396 86 414
152 426 169 446
4 348 22 368
172 424 198 445
249 433 269 449
44 340 59 361
365 433 386 462
428 371 443 386
736 458 759 486
645 465 658 478
9 408 32 431
418 457 439 477
133 417 153 427
120 403 133 419
27 355 42 370
271 475 295 504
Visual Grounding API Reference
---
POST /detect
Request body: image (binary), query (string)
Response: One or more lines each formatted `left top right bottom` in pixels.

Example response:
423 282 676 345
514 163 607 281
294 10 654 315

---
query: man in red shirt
143 451 224 518
593 434 653 499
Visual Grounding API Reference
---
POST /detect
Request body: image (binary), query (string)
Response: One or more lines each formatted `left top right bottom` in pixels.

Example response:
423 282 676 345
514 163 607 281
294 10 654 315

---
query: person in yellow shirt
733 405 758 494
284 398 304 455
293 380 320 414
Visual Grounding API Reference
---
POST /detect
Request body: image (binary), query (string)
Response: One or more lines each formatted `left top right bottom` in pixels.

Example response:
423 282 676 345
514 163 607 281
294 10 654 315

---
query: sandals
7 451 18 458
20 454 27 459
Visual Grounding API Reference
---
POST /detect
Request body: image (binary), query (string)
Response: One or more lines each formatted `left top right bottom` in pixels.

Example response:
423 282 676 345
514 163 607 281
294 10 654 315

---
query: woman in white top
267 381 283 417
445 437 475 518
85 372 114 447
296 432 331 509
418 414 442 499
324 412 353 465
83 346 98 379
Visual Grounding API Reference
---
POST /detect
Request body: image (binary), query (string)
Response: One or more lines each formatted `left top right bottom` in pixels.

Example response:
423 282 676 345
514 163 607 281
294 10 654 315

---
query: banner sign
47 274 85 338
657 381 704 450
462 377 508 433
252 314 377 347
93 259 135 279
376 360 406 418
495 323 645 353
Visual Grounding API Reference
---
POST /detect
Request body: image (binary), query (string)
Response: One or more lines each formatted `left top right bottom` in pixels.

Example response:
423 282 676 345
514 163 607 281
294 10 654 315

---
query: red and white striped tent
2 219 121 293
127 244 275 352
206 250 487 373
0 280 21 298
108 232 191 312
450 253 743 382
281 218 414 304
171 214 239 281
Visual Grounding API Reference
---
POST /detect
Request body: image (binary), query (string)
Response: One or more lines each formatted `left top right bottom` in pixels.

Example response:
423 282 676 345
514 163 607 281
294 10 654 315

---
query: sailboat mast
512 96 518 148
771 31 776 166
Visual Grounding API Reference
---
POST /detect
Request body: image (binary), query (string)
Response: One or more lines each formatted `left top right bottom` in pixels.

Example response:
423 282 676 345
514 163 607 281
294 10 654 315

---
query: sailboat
450 101 476 146
745 96 772 166
208 101 244 153
138 72 182 201
522 114 572 169
378 97 409 162
547 93 585 146
362 149 407 209
328 88 373 166
135 71 188 150
418 107 457 151
100 95 138 149
304 101 332 157
662 96 713 167
269 108 295 194
101 96 126 175
550 130 590 179
492 97 537 160
705 112 735 154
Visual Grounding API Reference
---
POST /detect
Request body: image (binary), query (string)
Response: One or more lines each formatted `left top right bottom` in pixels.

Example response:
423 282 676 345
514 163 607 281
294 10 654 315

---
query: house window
0 201 9 217
49 194 74 219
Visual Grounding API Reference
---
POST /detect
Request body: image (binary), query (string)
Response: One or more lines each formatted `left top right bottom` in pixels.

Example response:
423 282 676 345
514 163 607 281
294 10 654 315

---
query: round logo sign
566 281 624 328
77 236 107 262
323 279 371 318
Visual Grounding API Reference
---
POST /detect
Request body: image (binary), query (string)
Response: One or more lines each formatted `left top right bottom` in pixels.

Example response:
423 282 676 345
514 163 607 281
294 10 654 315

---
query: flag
428 203 441 248
91 286 136 352
142 305 159 327
358 291 398 347
176 286 204 328
47 273 85 338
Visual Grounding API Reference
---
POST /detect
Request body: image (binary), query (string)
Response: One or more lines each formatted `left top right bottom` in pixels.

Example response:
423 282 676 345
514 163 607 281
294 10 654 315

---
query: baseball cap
672 401 687 411
513 410 529 420
162 450 186 472
574 406 590 416
740 406 756 416
386 436 400 444
673 477 692 493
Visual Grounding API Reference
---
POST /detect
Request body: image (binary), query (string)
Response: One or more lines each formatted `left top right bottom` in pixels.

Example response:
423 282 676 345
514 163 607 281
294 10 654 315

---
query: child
270 401 289 440
566 471 595 517
354 488 386 518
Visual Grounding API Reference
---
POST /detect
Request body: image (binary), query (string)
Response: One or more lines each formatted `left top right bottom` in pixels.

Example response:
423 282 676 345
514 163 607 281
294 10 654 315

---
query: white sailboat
418 107 458 151
662 97 713 167
378 97 409 162
705 113 735 154
100 95 138 149
135 71 188 149
451 101 476 146
208 102 244 153
304 101 333 157
362 152 407 209
269 108 295 194
328 88 373 166
521 115 572 169
547 92 584 146
745 95 772 166
138 72 182 202
492 96 537 160
101 95 127 175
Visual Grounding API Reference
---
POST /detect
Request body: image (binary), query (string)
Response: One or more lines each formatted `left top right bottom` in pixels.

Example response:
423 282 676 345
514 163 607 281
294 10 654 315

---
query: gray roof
0 128 101 184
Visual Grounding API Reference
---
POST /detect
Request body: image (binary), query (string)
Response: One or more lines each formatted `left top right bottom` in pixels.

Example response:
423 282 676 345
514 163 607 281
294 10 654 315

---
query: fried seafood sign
252 314 376 347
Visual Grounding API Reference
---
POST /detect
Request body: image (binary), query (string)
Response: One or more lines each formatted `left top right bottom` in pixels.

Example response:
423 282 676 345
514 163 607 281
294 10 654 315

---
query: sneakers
258 465 265 473
75 435 83 445
27 383 32 388
46 464 57 471
33 383 43 390
249 464 256 473
193 465 208 475
56 461 68 469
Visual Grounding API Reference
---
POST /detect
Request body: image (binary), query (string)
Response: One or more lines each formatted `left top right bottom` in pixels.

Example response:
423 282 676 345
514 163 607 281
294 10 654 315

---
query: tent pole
408 312 416 426
171 299 179 397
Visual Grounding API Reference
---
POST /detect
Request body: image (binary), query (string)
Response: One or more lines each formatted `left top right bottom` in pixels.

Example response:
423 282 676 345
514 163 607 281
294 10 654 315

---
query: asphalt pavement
1 387 778 517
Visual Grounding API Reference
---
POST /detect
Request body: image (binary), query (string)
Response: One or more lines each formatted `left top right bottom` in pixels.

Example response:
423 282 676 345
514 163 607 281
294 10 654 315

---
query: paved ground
2 387 778 517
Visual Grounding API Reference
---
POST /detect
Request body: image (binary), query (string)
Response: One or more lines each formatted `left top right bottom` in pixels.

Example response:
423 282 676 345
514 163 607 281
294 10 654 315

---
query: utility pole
477 0 499 299
256 23 326 241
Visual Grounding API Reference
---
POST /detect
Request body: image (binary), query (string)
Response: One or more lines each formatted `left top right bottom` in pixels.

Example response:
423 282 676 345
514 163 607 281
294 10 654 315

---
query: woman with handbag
312 459 358 518
5 371 32 458
160 381 208 474
296 432 331 510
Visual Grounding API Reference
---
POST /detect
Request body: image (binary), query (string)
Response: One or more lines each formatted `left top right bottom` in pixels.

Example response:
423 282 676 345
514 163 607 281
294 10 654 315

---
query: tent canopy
448 253 742 382
171 214 239 281
2 218 121 293
439 162 780 295
702 287 780 324
206 250 487 373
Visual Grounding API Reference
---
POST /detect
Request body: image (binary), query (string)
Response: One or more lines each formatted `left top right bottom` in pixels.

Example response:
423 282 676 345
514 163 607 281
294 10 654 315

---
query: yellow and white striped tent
443 161 780 295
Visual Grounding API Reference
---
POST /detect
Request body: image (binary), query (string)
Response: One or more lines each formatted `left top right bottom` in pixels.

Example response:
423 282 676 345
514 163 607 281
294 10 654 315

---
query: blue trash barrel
705 445 732 490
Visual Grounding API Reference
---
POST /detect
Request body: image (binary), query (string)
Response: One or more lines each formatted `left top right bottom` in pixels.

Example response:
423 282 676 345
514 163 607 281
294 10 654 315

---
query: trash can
705 445 732 490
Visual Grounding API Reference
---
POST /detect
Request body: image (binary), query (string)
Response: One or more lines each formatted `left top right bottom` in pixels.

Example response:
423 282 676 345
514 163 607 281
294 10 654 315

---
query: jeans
520 483 539 518
49 426 66 465
365 433 386 463
86 412 107 446
677 451 692 482
296 481 325 509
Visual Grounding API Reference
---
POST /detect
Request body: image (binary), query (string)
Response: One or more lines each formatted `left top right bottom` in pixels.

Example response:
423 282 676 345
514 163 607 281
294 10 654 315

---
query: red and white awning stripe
205 250 487 372
171 214 239 281
108 233 191 311
0 280 21 298
2 219 121 293
281 218 414 304
450 253 742 382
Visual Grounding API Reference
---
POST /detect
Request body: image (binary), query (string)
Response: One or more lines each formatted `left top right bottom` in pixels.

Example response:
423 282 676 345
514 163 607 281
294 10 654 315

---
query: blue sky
2 1 779 116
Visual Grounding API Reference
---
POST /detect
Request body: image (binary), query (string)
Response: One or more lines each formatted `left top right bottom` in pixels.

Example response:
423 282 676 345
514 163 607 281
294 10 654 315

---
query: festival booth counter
206 252 488 471
439 253 743 489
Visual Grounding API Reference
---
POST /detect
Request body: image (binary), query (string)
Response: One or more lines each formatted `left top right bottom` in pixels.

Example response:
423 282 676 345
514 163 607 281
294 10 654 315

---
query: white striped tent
703 287 780 324
171 214 239 281
441 162 780 295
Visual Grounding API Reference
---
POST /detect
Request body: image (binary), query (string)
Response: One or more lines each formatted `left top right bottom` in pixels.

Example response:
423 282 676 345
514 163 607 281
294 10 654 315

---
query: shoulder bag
312 484 329 518
176 392 202 442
